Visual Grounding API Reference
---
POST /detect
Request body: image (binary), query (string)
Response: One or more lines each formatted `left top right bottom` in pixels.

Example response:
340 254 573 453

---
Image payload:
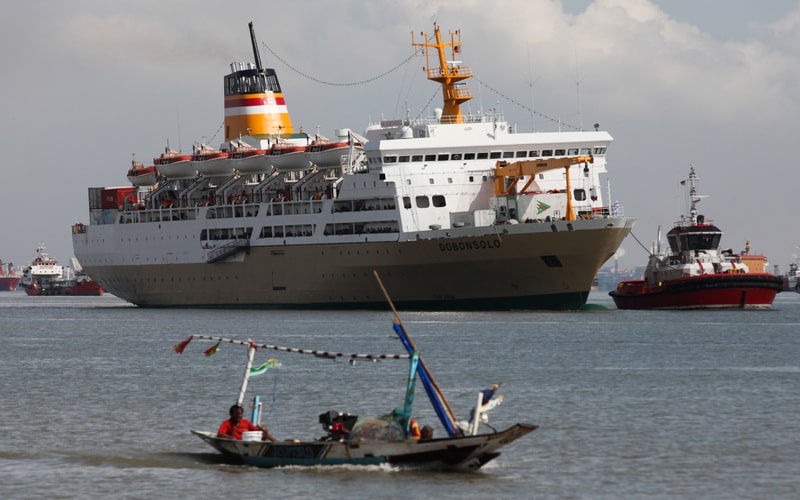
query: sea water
0 290 798 498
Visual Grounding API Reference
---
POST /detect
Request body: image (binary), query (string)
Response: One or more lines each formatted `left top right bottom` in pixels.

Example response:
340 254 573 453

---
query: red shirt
217 418 261 440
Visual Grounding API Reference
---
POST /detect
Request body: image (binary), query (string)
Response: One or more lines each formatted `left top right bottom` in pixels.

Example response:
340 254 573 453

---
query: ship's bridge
667 222 722 253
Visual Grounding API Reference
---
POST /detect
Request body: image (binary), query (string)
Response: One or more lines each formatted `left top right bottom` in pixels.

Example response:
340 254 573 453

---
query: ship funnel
223 22 294 141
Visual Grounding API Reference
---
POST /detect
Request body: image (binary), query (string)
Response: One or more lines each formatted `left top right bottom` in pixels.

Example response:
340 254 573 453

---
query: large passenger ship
72 22 635 309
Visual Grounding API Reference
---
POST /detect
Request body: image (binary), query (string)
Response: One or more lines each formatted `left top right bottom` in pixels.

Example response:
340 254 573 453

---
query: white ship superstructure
72 22 634 310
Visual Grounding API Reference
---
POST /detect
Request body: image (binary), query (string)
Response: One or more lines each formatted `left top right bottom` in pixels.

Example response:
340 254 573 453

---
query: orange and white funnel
224 22 294 141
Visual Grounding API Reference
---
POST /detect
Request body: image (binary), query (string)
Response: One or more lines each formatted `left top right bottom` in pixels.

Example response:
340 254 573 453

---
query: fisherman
218 404 278 442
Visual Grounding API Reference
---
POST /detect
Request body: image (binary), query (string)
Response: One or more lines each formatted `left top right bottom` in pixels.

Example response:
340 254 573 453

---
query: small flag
173 336 193 354
250 358 282 376
204 340 222 357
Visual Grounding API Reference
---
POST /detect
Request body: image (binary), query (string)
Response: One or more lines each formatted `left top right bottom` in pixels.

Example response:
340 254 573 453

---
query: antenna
574 40 583 131
248 22 263 71
527 42 536 132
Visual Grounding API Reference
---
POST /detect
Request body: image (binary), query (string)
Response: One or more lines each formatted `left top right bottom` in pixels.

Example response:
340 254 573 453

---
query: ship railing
205 239 250 264
369 110 504 129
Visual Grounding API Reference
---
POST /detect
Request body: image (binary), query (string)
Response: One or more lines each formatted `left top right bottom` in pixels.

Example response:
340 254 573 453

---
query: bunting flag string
204 340 222 357
173 336 194 354
174 334 410 361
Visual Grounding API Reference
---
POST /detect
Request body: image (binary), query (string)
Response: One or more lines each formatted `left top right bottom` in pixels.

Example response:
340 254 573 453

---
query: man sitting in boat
217 404 277 442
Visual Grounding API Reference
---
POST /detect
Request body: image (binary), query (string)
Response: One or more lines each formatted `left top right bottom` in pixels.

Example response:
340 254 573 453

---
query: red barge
610 167 782 309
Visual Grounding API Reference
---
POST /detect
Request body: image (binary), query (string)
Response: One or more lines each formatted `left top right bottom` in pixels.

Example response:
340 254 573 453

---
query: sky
1 0 799 274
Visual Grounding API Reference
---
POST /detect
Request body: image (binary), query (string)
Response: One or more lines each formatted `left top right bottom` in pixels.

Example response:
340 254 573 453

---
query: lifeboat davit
154 147 195 179
126 161 158 186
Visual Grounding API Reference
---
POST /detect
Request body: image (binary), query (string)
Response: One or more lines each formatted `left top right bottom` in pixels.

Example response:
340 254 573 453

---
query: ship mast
412 24 473 123
686 166 705 225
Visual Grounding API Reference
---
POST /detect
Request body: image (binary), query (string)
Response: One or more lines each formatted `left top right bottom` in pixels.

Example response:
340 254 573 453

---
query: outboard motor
319 410 358 441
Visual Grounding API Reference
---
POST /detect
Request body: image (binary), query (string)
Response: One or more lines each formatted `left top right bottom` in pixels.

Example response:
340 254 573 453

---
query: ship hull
0 276 21 291
609 274 783 310
74 218 631 310
23 279 104 296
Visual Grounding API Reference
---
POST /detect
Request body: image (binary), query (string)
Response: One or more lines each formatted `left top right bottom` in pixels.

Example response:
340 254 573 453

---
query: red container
100 187 135 209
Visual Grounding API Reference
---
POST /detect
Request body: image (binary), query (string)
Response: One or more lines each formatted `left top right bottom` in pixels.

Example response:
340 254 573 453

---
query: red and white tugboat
610 167 783 309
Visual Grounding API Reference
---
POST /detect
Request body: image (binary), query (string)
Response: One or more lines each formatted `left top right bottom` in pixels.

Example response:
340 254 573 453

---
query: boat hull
127 170 157 186
0 276 21 291
306 144 360 168
24 279 104 296
266 150 310 171
194 157 234 177
73 217 632 310
609 273 784 310
156 160 197 179
231 153 271 174
192 423 536 470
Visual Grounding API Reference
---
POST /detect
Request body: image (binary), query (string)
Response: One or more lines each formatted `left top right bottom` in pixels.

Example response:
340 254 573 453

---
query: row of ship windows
199 221 401 241
376 146 607 164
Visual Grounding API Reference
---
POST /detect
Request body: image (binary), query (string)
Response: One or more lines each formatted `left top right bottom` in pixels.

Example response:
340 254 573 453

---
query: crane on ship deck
493 155 594 221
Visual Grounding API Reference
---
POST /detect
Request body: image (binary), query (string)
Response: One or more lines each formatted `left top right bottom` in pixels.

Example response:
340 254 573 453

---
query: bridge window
432 195 446 207
416 196 430 208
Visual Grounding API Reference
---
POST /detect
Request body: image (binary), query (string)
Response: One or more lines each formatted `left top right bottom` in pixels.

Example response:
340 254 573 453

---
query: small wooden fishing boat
177 272 537 470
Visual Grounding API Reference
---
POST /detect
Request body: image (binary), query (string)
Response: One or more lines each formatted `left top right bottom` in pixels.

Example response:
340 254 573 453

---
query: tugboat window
432 195 446 207
416 196 430 208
